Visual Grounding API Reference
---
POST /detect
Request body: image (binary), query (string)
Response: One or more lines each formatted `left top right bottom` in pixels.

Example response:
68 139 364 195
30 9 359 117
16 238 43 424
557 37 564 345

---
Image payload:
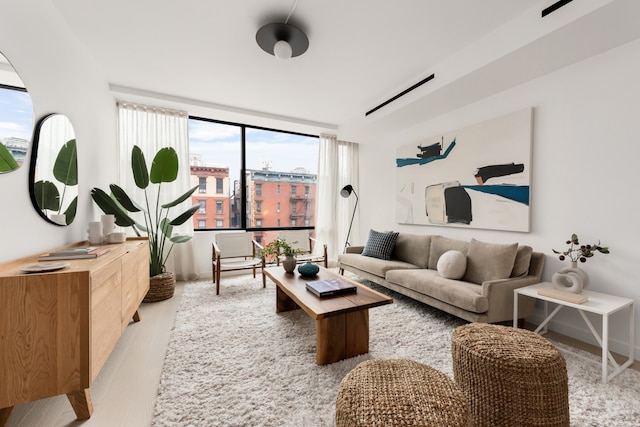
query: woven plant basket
143 271 176 303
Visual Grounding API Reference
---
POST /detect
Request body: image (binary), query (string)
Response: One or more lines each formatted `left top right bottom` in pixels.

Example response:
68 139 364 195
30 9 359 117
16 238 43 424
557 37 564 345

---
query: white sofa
338 232 544 323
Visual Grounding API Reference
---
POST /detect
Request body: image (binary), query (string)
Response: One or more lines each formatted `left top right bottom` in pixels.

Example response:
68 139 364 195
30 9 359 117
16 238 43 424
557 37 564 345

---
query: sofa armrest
481 275 542 322
345 245 364 254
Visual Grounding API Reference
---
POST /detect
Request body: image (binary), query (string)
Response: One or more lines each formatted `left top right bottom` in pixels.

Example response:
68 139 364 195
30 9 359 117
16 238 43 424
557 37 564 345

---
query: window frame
189 116 318 233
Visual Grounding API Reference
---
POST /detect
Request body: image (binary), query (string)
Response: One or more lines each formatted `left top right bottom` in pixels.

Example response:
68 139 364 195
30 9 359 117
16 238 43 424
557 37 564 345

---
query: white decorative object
107 232 126 244
101 214 116 238
551 261 590 293
436 250 467 279
88 221 103 245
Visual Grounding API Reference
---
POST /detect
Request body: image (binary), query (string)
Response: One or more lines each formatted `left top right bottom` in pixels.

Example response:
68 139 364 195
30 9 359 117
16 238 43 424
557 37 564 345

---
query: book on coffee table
306 278 357 298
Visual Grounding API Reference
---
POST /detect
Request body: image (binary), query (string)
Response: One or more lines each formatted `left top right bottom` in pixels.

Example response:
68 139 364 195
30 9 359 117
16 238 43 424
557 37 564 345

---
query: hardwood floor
6 282 184 427
4 279 637 427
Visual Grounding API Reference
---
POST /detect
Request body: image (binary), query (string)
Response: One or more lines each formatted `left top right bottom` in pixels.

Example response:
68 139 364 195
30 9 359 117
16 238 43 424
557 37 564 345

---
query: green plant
261 238 302 260
91 145 201 277
33 138 78 224
0 143 19 172
552 233 610 263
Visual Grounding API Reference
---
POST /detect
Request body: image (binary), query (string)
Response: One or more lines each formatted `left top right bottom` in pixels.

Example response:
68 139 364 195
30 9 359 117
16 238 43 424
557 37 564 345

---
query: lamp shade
340 184 354 198
256 23 309 58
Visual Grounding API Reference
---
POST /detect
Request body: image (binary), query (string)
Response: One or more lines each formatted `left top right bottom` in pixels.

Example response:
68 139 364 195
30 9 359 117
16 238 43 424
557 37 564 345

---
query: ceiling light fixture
256 0 309 59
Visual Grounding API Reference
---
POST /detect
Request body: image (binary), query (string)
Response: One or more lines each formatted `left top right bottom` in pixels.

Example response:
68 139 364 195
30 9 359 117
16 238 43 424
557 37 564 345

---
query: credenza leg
0 406 14 427
133 310 141 322
66 388 93 420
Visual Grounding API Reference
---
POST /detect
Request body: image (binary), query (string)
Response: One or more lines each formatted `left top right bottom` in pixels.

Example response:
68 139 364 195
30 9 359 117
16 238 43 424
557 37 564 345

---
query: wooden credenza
0 238 149 426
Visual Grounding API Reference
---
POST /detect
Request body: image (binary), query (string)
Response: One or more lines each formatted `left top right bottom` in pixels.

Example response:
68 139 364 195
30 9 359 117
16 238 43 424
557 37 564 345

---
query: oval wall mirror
0 51 34 173
29 114 78 225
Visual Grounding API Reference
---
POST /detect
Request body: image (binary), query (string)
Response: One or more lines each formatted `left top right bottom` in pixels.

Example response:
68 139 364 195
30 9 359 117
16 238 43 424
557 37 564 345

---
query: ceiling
48 0 640 141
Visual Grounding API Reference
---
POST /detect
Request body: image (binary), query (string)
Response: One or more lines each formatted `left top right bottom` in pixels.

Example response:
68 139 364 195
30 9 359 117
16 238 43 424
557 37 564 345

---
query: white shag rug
152 275 640 427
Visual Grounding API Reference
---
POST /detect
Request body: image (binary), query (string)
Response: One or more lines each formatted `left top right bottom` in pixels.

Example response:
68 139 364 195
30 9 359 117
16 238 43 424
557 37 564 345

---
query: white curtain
315 134 359 265
117 102 198 280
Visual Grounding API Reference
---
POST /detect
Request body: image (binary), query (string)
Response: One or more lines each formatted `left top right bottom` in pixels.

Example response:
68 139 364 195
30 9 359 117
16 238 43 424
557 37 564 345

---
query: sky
188 119 319 182
0 86 33 142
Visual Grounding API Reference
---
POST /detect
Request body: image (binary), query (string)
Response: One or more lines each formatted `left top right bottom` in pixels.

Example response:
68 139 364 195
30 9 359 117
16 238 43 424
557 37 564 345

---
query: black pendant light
256 0 309 59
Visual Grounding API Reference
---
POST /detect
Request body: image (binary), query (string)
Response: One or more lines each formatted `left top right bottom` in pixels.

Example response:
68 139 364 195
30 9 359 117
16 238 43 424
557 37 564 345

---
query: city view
188 118 319 245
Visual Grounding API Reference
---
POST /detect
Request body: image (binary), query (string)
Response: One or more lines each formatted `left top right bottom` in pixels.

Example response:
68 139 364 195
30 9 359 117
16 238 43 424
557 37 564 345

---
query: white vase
551 261 590 293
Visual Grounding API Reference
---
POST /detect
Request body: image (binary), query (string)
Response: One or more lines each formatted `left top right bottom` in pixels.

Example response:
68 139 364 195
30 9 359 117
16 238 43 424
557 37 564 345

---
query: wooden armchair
212 232 265 295
277 230 328 268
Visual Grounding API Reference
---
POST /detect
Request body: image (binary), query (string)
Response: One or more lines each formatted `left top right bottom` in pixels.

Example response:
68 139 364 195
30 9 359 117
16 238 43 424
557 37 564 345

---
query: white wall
0 1 116 261
358 38 640 358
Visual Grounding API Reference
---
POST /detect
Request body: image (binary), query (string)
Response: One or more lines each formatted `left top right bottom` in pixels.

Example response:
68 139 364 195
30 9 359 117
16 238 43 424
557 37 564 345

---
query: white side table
513 282 635 384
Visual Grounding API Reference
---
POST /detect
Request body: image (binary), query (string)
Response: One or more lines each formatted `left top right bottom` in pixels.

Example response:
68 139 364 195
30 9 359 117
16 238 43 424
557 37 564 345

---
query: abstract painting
396 107 532 232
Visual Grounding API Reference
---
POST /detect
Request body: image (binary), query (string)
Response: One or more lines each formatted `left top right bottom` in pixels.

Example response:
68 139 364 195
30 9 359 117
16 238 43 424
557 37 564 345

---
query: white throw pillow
436 250 467 279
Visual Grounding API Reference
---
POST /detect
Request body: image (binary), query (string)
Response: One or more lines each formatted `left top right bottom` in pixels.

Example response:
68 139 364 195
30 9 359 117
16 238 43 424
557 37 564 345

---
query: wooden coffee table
263 266 393 365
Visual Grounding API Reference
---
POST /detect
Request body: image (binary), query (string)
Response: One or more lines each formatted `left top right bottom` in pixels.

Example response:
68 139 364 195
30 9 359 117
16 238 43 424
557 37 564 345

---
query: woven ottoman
335 359 471 427
451 323 569 427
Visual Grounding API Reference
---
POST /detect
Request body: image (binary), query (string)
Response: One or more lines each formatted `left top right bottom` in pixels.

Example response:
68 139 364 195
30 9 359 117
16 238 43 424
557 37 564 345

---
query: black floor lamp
340 184 358 252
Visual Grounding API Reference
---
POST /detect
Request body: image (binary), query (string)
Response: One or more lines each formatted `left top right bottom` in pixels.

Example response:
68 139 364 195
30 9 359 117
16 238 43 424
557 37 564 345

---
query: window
256 219 262 227
216 201 223 214
198 177 206 193
189 117 319 232
216 219 223 228
198 220 206 228
291 202 297 213
198 200 206 213
291 219 297 227
305 185 310 196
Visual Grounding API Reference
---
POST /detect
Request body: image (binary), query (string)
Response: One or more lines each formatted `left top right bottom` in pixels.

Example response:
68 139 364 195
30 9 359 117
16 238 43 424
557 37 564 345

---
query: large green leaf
131 145 149 189
150 147 178 184
0 143 19 172
90 188 137 227
170 235 193 244
53 139 78 186
161 185 199 209
159 217 173 239
109 183 143 212
34 180 60 211
170 204 201 226
64 196 78 225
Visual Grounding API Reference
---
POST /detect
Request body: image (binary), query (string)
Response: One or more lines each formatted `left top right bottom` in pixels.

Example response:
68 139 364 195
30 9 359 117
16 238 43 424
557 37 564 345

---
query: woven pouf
335 359 471 427
451 323 569 427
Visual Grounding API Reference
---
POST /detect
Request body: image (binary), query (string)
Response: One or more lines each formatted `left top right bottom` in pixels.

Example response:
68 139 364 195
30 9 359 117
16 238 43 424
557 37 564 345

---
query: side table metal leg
602 314 609 383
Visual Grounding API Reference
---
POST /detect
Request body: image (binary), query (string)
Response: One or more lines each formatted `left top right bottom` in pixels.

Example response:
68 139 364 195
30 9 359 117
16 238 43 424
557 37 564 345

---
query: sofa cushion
392 233 431 268
463 239 518 285
362 230 399 260
428 236 469 269
385 269 488 313
338 253 418 278
437 250 467 279
511 245 533 277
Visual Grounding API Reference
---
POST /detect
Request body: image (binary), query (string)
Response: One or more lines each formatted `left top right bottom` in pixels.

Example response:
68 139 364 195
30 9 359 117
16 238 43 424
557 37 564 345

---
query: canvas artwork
396 107 532 232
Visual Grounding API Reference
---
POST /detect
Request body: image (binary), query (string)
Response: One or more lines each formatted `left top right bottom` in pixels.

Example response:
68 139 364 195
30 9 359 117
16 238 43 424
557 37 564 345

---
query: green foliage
552 233 610 263
91 145 200 277
34 139 78 225
261 238 302 260
0 143 19 172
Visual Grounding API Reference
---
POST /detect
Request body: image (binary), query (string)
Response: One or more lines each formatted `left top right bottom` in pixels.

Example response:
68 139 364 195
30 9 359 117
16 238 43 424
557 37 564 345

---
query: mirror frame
29 113 78 226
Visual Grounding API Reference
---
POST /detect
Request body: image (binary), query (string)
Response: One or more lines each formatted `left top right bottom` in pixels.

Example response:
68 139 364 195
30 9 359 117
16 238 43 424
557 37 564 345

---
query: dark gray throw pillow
362 230 399 260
